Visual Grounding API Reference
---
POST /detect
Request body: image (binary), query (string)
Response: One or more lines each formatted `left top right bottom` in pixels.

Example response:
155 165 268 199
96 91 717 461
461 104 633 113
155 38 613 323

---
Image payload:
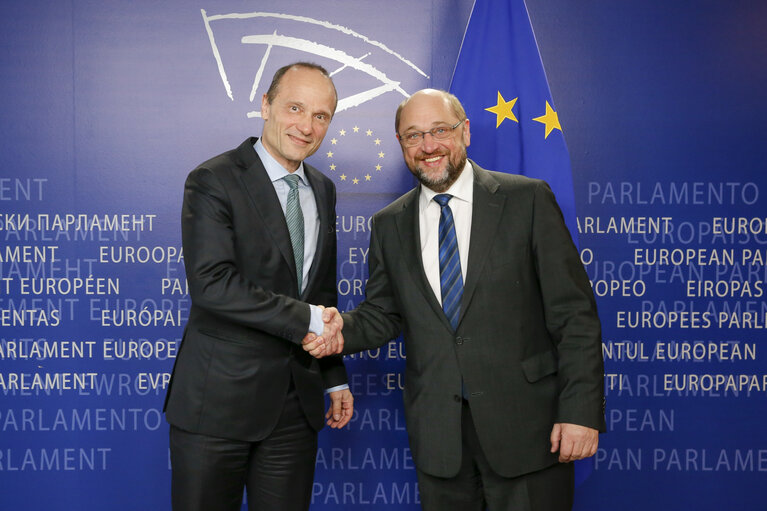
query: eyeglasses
398 120 465 147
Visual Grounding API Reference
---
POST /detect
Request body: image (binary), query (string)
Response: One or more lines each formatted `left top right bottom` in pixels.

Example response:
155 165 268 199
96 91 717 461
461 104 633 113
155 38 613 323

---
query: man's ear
261 93 270 121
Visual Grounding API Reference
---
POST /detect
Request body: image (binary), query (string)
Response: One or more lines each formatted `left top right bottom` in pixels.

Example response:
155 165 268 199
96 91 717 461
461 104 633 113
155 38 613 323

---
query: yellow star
375 164 382 171
366 129 373 136
378 151 385 158
365 174 372 181
329 164 336 171
374 138 381 145
340 174 347 181
352 178 359 184
353 126 360 132
339 129 346 136
331 138 337 145
532 101 562 139
326 151 333 158
485 91 518 128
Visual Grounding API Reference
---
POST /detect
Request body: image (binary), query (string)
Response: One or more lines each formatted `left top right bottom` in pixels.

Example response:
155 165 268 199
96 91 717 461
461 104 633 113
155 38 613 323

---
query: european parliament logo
200 9 429 190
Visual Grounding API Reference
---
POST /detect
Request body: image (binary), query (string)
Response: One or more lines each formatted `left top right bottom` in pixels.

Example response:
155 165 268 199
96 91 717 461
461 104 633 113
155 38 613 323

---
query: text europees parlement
615 309 767 329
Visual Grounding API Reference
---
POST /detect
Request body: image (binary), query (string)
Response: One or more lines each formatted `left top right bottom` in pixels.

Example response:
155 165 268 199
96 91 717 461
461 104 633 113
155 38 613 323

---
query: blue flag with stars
450 0 591 487
449 0 577 239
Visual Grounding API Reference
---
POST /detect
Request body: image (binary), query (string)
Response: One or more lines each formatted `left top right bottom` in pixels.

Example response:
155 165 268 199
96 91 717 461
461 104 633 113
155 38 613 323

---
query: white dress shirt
255 139 320 292
255 140 346 393
418 160 474 304
254 140 325 334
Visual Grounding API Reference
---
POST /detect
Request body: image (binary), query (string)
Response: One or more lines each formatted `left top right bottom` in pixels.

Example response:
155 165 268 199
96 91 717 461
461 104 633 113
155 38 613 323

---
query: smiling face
396 90 470 192
260 66 337 172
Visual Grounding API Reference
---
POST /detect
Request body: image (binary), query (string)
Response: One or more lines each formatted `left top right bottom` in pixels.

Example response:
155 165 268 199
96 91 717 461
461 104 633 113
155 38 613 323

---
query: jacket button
453 395 461 402
456 337 463 345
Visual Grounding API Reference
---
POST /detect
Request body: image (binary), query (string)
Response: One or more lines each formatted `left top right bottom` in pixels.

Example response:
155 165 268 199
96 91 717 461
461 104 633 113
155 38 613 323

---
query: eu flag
450 0 592 487
449 0 578 239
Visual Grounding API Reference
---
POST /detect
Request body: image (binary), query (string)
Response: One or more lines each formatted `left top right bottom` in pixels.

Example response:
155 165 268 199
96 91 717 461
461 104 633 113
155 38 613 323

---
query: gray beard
413 154 466 193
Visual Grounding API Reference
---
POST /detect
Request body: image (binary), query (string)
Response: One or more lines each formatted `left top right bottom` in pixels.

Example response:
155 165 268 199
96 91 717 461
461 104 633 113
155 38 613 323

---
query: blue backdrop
1 1 765 510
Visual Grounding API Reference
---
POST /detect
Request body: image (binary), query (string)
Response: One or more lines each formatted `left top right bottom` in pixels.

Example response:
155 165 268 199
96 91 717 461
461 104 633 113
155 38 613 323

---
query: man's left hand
326 388 354 429
550 423 599 462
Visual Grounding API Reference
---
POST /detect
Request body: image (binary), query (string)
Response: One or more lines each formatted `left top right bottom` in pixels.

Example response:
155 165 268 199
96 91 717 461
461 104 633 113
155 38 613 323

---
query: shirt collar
254 138 308 185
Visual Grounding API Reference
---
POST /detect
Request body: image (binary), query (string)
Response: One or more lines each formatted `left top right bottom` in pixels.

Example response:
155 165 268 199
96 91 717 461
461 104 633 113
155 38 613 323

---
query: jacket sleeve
341 213 403 354
316 183 348 387
530 181 606 431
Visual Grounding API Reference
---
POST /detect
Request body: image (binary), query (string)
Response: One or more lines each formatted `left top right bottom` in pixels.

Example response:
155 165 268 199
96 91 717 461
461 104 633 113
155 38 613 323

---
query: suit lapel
301 165 329 300
237 139 300 291
394 187 454 332
460 164 504 325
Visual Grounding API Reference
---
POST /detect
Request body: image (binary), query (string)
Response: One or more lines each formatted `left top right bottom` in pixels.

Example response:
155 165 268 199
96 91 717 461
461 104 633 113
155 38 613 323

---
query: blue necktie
284 174 304 293
434 194 463 330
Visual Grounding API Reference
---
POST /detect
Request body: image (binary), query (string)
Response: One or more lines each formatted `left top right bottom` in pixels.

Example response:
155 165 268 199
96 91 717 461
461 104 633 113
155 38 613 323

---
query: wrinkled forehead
399 94 456 131
275 68 336 106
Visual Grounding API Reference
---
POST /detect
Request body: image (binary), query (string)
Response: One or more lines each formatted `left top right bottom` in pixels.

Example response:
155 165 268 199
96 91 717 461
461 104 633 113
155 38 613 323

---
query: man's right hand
303 307 343 358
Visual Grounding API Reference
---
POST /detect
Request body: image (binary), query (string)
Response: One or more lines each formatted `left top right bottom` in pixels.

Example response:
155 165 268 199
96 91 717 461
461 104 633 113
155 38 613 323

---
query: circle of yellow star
485 91 519 128
326 126 384 184
532 101 562 139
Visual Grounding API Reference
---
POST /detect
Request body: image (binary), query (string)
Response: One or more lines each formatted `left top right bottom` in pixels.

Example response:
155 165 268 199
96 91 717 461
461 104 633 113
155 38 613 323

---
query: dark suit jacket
342 161 605 478
164 137 347 441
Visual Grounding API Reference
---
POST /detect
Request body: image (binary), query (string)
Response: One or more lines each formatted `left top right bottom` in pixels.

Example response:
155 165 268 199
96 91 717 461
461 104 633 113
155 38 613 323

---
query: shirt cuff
308 304 324 336
325 384 349 394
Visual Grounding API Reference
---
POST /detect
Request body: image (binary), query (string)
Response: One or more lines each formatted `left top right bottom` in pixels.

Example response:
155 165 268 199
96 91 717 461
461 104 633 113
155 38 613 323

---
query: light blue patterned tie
284 174 304 293
434 194 463 330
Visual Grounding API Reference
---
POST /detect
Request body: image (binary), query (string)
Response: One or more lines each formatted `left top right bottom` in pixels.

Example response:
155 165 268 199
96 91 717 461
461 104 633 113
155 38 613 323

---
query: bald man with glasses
305 89 605 511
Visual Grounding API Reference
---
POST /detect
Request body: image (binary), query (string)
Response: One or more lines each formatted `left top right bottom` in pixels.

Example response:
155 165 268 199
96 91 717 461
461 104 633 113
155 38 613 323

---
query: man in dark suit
164 62 353 511
305 89 605 510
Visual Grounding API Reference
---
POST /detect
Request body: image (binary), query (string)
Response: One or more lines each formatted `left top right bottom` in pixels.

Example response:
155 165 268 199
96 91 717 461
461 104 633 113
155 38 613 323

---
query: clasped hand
303 307 343 358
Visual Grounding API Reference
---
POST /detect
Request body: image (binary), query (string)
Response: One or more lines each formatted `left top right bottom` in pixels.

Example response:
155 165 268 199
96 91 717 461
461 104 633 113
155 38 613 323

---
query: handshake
303 306 343 358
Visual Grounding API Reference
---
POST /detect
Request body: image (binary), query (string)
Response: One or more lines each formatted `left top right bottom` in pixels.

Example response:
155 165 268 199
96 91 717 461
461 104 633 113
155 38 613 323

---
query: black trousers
169 385 317 511
416 400 574 511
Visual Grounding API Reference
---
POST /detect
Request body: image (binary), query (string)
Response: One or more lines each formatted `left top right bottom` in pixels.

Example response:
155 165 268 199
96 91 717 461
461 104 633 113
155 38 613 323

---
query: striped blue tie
284 174 304 294
434 194 463 330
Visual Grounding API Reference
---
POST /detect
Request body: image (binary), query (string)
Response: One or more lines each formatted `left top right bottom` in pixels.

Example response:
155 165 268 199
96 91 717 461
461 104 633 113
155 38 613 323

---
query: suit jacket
342 161 605 478
164 137 347 441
